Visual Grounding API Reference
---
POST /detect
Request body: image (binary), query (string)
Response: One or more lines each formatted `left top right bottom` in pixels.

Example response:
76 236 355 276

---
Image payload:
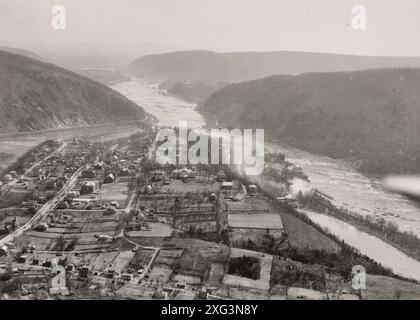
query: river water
264 142 420 237
112 77 420 280
112 78 205 128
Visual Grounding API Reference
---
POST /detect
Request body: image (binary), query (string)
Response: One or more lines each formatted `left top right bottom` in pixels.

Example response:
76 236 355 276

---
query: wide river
112 77 420 281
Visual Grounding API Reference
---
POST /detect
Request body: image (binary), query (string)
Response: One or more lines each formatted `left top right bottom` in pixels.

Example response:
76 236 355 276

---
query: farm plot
270 256 327 291
364 274 420 300
116 284 155 300
127 223 173 238
175 239 229 277
206 262 225 286
97 181 129 203
280 212 341 253
228 213 283 229
147 266 173 284
126 248 155 271
160 180 219 194
93 251 119 271
227 201 253 213
173 274 201 287
109 250 135 273
154 249 183 268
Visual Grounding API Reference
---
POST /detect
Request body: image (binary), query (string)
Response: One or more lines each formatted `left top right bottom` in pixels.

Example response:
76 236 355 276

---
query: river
112 77 420 281
264 142 420 237
112 78 205 128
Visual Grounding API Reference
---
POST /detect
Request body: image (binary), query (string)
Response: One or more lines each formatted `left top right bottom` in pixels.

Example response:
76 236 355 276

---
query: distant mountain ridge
203 68 420 175
0 51 145 133
126 50 420 82
0 46 42 61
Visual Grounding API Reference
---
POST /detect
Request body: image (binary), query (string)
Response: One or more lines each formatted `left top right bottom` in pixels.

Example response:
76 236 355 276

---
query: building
104 173 115 184
82 169 96 179
80 181 99 194
120 168 130 176
179 167 194 179
220 182 233 195
248 185 258 196
151 170 166 182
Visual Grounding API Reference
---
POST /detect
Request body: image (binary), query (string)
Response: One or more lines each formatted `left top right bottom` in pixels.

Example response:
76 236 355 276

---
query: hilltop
0 51 146 133
203 68 420 174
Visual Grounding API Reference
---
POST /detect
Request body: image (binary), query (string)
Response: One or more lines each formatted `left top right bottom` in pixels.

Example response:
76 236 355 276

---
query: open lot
97 181 130 203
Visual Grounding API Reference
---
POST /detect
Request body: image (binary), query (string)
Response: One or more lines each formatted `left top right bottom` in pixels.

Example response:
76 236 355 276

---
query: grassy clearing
364 274 420 300
280 211 341 253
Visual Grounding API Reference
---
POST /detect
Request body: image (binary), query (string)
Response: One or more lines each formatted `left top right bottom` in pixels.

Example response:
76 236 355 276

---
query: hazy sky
1 0 420 56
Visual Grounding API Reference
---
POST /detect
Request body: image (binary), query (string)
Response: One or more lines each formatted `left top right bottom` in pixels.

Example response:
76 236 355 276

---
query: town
0 126 401 300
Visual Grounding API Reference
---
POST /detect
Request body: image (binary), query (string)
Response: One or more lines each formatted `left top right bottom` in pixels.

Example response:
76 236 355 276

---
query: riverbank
230 168 420 282
299 191 420 263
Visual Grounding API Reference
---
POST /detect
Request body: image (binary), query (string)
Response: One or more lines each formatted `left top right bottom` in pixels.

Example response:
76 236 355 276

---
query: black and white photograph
1 0 420 305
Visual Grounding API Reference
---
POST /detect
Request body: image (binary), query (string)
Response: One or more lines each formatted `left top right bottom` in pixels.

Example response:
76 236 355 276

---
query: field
127 223 173 238
146 266 173 284
175 239 229 277
97 182 130 203
228 213 283 229
127 238 230 279
207 262 225 286
147 249 183 284
14 209 122 252
280 211 341 253
116 284 155 300
93 251 119 271
0 207 30 225
227 197 272 213
109 250 136 273
364 274 420 300
270 256 328 291
160 180 219 194
126 248 155 271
